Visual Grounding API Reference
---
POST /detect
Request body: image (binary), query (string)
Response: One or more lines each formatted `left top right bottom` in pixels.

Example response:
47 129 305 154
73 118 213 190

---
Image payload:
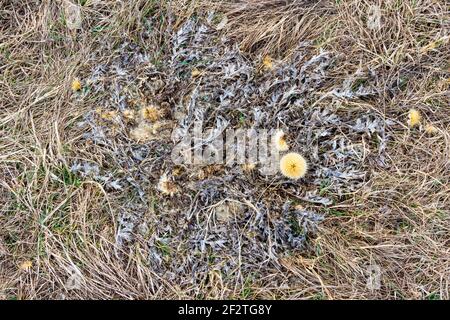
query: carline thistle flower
274 130 289 151
408 109 421 127
279 152 308 179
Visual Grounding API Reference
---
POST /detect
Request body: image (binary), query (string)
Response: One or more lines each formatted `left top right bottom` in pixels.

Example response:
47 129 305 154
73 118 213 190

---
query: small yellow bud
122 109 135 120
408 109 421 127
140 105 162 122
262 55 273 70
19 260 33 271
274 130 289 151
191 68 202 77
71 79 82 91
242 163 256 172
425 124 438 135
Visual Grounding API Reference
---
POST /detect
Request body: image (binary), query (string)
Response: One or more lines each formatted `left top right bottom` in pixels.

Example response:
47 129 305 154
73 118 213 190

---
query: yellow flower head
122 109 136 120
172 166 183 176
408 109 421 127
262 55 273 70
130 122 154 142
191 68 202 77
157 174 178 196
279 152 308 179
19 260 33 271
242 162 256 172
140 105 162 122
274 130 289 151
425 124 438 135
100 110 118 121
71 79 82 91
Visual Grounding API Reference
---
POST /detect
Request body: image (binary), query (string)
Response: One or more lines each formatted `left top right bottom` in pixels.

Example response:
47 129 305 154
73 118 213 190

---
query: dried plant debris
69 16 394 290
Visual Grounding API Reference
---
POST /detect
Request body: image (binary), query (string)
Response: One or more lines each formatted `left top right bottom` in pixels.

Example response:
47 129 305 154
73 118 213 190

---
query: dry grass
1 0 449 300
216 0 333 57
